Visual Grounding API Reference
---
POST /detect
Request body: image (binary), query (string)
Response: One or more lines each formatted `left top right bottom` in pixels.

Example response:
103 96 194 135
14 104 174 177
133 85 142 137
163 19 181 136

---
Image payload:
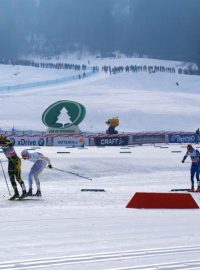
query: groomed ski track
1 145 200 269
1 245 200 270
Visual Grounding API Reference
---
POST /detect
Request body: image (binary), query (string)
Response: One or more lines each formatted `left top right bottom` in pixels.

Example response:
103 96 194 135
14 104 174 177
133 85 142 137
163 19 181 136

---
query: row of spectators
0 58 99 73
102 64 196 75
102 65 176 74
0 58 197 76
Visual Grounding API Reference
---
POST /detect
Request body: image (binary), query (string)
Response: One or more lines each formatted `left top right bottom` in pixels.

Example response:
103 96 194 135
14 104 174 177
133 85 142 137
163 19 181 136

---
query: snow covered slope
0 57 200 132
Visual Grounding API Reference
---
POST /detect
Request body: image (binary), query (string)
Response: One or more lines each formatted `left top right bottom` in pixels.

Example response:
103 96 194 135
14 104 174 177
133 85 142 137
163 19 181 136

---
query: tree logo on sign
56 107 72 127
42 100 86 131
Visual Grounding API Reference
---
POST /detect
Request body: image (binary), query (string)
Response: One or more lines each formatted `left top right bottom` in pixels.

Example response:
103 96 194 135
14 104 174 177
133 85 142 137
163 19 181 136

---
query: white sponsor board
53 136 87 147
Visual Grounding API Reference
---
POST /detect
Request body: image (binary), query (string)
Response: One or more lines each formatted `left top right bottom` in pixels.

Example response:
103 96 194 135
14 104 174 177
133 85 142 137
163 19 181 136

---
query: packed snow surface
0 144 200 269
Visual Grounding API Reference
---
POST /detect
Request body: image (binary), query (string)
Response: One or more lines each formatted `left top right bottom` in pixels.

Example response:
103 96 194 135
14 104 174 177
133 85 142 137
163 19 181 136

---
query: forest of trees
0 0 200 69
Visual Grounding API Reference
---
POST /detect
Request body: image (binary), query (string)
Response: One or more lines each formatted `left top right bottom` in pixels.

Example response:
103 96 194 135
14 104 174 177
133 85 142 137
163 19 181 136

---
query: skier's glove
181 160 185 163
48 164 53 169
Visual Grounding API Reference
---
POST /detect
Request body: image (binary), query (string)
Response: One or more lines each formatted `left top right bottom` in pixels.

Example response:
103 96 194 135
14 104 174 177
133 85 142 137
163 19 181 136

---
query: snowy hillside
0 56 200 132
0 64 78 86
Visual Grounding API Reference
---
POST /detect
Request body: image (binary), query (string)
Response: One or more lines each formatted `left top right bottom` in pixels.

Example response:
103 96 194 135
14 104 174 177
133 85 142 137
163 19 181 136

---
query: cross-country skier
21 150 52 197
182 144 200 192
0 135 27 200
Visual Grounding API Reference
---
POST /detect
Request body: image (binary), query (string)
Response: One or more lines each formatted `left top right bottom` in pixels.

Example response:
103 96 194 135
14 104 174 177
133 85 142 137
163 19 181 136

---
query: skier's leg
195 166 200 191
15 157 26 192
28 161 42 190
24 171 34 196
190 165 195 190
33 166 45 196
196 166 200 182
30 161 46 196
34 172 41 191
8 161 19 194
28 171 34 191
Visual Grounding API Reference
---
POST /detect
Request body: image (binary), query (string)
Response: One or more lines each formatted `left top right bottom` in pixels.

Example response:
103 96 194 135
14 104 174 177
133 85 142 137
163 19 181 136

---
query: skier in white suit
21 150 52 196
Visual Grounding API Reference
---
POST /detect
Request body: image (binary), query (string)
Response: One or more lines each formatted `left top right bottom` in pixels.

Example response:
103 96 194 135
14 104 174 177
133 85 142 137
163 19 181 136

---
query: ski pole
52 167 92 181
0 159 11 196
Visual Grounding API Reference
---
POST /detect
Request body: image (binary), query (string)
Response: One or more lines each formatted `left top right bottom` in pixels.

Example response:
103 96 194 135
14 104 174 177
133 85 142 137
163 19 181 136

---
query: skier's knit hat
21 149 29 157
187 144 193 151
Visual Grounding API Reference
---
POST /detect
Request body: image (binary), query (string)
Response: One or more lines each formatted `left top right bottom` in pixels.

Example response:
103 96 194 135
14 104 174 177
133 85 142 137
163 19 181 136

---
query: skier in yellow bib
0 135 27 200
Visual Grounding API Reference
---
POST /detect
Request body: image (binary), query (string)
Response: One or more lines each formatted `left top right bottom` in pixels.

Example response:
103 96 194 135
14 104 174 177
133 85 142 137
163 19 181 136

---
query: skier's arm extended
182 152 188 163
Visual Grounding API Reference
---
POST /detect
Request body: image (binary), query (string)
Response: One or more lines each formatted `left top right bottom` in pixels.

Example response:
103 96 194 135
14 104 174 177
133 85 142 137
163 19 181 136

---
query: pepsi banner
94 136 129 146
168 134 198 144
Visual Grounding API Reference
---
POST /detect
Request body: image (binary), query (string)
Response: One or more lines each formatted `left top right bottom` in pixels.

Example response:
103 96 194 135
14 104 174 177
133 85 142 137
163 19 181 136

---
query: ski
14 194 42 200
10 194 41 200
170 188 200 193
171 188 190 192
9 197 36 201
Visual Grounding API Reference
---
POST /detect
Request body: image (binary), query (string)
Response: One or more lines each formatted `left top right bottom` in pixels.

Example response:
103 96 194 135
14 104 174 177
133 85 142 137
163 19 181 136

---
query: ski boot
19 190 27 199
26 189 33 197
195 186 200 192
9 190 20 200
34 190 42 197
188 186 194 192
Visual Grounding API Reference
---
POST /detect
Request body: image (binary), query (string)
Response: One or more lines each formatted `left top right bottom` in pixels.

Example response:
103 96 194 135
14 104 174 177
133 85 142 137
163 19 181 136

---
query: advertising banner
168 134 198 144
53 136 86 147
7 136 47 146
6 135 88 147
94 136 129 146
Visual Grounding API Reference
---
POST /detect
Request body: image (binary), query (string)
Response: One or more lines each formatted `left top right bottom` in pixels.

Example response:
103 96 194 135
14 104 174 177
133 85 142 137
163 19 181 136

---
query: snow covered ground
0 144 200 269
0 57 200 269
0 64 78 86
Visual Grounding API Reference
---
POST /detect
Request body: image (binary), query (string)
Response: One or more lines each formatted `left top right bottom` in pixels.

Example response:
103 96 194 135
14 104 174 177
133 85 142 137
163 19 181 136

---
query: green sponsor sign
42 100 86 131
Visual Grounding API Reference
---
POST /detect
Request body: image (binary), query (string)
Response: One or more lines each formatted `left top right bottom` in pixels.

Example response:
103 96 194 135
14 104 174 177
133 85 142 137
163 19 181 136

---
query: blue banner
168 134 199 143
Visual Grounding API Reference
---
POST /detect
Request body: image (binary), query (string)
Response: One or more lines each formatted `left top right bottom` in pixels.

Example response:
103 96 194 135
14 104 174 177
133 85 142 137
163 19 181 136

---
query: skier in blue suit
182 144 200 192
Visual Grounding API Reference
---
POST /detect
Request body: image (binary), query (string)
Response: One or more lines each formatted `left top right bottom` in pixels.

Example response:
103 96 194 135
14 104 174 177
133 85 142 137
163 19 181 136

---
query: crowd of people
0 58 99 73
102 64 196 75
0 57 197 76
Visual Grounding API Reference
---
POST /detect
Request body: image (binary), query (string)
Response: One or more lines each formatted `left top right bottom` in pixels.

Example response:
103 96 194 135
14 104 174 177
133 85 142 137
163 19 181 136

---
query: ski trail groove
105 260 200 270
1 245 200 269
